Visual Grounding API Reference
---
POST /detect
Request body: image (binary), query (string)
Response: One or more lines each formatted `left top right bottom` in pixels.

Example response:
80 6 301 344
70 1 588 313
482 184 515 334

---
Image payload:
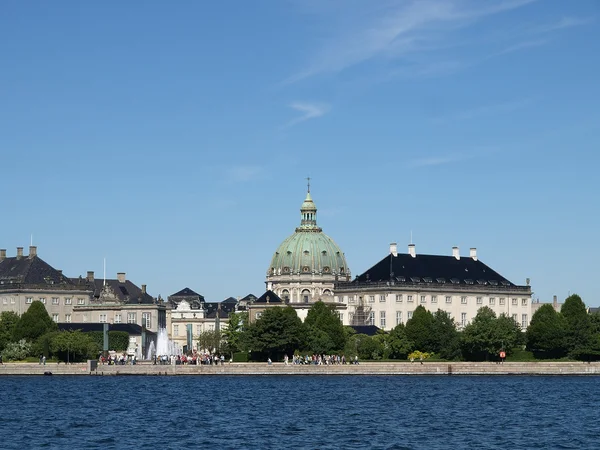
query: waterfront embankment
1 361 600 376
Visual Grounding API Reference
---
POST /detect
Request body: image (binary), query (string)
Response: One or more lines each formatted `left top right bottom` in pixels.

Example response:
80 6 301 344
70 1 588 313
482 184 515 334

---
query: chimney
0 249 6 262
87 271 94 282
553 295 558 308
16 247 23 260
452 246 460 260
141 284 147 294
29 246 37 258
117 272 126 283
408 244 416 258
470 248 477 261
389 242 398 257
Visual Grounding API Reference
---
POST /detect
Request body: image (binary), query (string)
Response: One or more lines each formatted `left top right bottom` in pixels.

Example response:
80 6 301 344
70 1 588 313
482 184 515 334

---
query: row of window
172 323 214 337
23 297 86 305
350 294 528 306
44 312 152 328
362 311 530 329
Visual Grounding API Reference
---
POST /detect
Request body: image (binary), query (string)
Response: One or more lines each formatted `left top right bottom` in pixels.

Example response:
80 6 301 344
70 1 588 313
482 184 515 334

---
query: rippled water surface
0 375 598 449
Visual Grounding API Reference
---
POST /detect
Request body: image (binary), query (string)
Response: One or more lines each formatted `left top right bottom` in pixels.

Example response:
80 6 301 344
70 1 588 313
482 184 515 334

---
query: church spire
296 181 321 232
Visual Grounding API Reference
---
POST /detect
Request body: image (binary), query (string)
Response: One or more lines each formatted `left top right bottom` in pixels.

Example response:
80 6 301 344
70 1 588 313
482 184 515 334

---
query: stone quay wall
1 361 600 376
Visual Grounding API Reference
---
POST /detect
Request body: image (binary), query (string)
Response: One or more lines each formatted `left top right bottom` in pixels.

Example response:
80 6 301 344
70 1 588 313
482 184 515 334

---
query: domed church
266 184 351 305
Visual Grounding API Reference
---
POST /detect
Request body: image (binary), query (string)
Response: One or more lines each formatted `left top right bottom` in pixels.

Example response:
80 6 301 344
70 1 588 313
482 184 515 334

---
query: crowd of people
151 351 226 366
99 353 137 365
287 354 359 365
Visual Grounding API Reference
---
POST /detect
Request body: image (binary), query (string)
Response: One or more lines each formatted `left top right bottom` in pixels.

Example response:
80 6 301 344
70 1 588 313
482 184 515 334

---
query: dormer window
450 278 460 284
436 278 446 284
282 267 290 274
340 267 345 274
410 277 420 283
302 266 310 273
323 266 330 273
304 250 309 256
322 250 327 255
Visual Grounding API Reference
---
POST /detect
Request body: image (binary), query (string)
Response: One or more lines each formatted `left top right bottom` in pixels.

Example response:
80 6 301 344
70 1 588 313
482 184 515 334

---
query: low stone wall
2 361 600 376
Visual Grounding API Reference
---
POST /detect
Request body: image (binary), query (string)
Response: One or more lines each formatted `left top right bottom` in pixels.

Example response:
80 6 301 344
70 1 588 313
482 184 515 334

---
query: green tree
431 310 461 360
12 301 57 342
405 306 435 352
561 294 592 357
248 306 303 359
386 323 414 359
344 333 383 360
526 304 567 358
0 311 20 352
197 330 222 353
303 301 347 353
222 312 249 357
50 331 99 362
461 307 520 361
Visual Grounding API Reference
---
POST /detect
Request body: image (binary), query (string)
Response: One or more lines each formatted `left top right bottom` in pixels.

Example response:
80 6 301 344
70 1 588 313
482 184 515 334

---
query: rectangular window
348 295 355 304
368 295 375 303
26 297 33 304
461 312 467 327
431 295 437 304
127 312 137 324
2 298 6 305
83 314 88 323
40 298 46 304
99 314 107 323
65 298 72 305
208 324 214 331
499 298 506 306
476 297 483 305
407 295 413 303
445 296 452 304
369 311 375 326
396 294 403 303
65 314 71 323
396 311 402 325
142 312 151 329
52 314 59 323
420 295 426 304
255 312 262 319
115 314 122 324
512 298 518 306
407 311 413 320
52 297 59 305
196 325 202 335
489 297 495 306
380 311 386 328
10 297 15 304
174 325 179 336
521 314 528 329
522 298 528 306
379 295 386 303
339 313 343 322
512 314 518 324
461 296 467 304
77 298 85 305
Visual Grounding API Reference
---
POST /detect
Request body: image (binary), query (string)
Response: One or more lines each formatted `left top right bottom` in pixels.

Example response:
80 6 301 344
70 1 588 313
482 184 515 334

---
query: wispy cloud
530 16 593 34
284 0 537 83
495 39 547 56
284 102 331 128
226 165 262 182
436 98 533 122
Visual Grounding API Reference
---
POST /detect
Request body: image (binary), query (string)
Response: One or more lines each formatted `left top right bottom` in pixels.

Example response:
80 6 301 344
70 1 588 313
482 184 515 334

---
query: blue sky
1 0 598 305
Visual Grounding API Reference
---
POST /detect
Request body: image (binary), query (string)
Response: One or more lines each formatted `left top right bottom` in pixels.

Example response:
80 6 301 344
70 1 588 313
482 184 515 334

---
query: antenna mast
103 258 106 286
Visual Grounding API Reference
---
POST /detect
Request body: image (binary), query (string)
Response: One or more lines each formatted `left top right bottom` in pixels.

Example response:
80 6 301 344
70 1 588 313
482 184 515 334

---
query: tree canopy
247 306 303 359
461 307 520 361
526 304 567 358
0 311 20 352
12 301 57 342
303 301 347 353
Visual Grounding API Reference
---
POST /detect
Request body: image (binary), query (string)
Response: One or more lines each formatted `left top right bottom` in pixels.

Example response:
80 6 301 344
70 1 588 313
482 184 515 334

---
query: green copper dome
268 191 349 277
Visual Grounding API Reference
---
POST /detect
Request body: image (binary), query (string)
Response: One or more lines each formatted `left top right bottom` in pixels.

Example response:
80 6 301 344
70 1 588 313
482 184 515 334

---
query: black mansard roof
0 254 74 288
254 290 284 304
346 253 522 288
71 277 156 305
170 287 204 299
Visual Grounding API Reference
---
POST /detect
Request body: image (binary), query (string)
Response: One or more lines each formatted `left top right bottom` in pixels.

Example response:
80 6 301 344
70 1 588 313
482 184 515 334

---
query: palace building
334 243 532 331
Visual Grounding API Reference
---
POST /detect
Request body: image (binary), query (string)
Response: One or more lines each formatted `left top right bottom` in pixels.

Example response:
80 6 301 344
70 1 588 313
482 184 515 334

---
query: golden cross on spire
306 176 311 193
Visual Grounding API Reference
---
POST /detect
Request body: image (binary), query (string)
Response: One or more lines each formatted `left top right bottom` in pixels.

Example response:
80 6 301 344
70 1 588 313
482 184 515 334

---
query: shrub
2 339 32 361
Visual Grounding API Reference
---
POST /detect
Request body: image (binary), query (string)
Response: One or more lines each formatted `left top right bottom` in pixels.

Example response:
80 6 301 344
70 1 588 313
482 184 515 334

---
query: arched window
323 289 332 296
302 289 311 304
282 289 290 302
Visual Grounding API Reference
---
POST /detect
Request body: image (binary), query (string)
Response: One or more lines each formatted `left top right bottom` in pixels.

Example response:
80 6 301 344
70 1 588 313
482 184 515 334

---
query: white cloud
284 102 331 128
284 0 537 83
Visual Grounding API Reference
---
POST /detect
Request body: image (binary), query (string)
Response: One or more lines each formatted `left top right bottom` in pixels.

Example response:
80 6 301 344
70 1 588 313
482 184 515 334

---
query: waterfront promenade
2 361 600 376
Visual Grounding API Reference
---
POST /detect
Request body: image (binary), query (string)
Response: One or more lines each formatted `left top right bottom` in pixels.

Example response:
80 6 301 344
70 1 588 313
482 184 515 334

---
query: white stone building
334 243 532 331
